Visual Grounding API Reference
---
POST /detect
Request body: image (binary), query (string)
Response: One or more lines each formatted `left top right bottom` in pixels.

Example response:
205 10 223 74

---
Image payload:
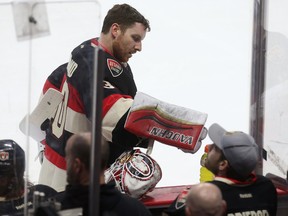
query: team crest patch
107 58 123 77
175 188 190 209
0 152 9 161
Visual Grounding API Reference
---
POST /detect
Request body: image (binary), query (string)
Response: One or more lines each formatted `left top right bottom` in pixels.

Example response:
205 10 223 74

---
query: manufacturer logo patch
175 188 190 209
107 59 123 77
0 152 9 161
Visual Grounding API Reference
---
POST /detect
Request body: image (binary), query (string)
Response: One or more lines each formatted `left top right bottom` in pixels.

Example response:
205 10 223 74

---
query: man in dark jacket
53 132 152 216
164 123 277 216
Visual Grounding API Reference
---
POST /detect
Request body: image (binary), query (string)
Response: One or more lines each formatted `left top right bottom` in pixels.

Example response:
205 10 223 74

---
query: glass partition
1 0 258 215
1 0 256 189
0 1 100 215
260 0 288 180
1 0 100 183
251 1 288 215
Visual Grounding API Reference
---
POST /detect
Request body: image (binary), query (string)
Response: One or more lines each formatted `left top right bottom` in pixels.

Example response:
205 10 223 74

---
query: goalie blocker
124 92 208 153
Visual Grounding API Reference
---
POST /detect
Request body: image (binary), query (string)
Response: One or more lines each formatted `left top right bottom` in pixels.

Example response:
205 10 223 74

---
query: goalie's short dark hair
101 3 150 34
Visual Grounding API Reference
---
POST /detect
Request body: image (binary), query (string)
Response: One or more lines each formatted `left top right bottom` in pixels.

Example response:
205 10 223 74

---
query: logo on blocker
107 59 123 77
0 152 9 161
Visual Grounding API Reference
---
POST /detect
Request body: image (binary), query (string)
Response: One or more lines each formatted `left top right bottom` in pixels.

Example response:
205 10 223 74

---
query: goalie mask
105 149 162 199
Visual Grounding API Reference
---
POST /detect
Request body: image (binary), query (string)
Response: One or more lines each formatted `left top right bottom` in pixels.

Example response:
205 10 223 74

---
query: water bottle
199 145 214 182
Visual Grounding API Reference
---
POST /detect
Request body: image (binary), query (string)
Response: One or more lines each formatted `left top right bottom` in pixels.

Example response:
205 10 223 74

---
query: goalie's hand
40 118 51 131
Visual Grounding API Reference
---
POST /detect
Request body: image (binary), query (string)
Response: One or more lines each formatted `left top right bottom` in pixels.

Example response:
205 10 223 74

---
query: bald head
185 183 226 216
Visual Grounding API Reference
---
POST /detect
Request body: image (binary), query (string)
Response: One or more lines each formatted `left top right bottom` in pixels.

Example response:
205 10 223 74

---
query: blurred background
2 0 285 188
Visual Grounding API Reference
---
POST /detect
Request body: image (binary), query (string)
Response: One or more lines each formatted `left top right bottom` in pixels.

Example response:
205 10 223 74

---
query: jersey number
52 81 69 138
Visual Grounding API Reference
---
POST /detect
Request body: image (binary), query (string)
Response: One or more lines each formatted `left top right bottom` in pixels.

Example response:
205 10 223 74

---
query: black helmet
0 139 25 177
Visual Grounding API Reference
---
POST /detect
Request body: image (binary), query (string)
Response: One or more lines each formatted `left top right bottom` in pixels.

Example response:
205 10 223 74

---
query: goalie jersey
39 38 147 191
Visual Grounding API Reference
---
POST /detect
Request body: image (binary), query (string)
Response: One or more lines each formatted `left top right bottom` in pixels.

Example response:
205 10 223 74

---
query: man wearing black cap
163 123 277 216
205 123 277 216
0 139 57 215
